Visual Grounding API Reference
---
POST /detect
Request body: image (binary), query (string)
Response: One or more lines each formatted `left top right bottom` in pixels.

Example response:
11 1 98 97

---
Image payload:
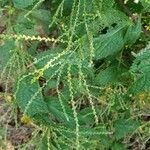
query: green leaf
79 107 96 125
31 9 51 34
94 61 127 86
63 0 74 15
31 9 51 23
114 119 140 139
46 99 75 127
124 17 142 46
39 135 49 150
15 75 49 117
130 49 150 94
35 49 64 78
94 26 126 59
79 126 109 137
112 142 127 150
14 12 37 35
125 1 143 13
98 135 113 149
101 0 115 8
32 113 53 126
141 0 150 12
13 0 37 9
39 131 58 150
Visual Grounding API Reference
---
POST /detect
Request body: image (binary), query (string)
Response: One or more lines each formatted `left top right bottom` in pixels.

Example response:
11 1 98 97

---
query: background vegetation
0 0 150 149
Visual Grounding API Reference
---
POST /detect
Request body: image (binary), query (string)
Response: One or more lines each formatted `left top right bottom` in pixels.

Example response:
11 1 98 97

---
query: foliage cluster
0 0 150 149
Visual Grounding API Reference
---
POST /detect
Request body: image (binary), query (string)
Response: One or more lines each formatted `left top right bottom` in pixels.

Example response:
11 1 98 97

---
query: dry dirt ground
0 87 33 150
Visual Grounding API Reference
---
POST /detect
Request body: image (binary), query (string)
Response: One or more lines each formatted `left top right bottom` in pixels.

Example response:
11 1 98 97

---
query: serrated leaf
130 49 150 94
141 0 150 12
13 0 37 9
14 12 37 35
124 17 141 46
39 131 58 150
94 61 127 86
112 143 127 150
35 49 65 78
39 135 49 150
97 135 113 149
125 0 143 13
94 26 126 60
79 107 96 125
31 9 51 23
15 75 49 117
46 99 75 127
114 119 140 139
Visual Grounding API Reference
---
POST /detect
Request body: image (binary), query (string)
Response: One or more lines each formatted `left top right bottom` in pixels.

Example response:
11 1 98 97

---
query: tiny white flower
134 0 139 3
124 0 128 4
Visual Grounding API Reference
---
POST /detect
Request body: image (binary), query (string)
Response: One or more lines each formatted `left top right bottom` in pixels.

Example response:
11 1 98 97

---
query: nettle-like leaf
31 9 51 34
14 12 37 36
46 99 76 127
129 49 150 94
45 80 97 127
141 0 150 12
56 124 110 141
114 118 140 140
14 9 51 36
15 75 49 117
91 19 141 60
94 61 127 86
31 9 51 23
125 0 143 13
93 26 127 60
100 8 129 27
1 0 149 149
112 143 127 150
13 0 37 9
34 48 65 78
124 17 142 46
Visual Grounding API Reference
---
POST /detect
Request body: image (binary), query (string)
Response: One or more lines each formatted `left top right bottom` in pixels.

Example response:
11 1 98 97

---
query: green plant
0 0 150 149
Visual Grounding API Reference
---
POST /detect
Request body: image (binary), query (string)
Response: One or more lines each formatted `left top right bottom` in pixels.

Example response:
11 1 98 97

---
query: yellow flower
139 126 144 133
125 45 129 49
98 95 108 105
145 25 150 32
138 93 146 101
5 95 13 103
105 86 113 94
21 115 32 125
137 92 147 105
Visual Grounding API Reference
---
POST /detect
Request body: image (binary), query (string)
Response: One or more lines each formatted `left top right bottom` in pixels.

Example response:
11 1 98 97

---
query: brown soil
0 92 33 150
